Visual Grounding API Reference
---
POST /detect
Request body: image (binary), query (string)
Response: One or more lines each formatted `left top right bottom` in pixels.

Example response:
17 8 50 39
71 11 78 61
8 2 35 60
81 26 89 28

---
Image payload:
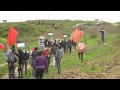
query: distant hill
0 20 112 43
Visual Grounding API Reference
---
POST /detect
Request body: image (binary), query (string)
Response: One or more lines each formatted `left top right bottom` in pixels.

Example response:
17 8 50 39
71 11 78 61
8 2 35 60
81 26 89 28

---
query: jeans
64 46 66 53
68 46 72 53
102 36 105 43
31 60 35 78
52 55 55 66
56 59 61 74
45 59 50 74
18 64 23 78
8 63 15 79
23 60 28 75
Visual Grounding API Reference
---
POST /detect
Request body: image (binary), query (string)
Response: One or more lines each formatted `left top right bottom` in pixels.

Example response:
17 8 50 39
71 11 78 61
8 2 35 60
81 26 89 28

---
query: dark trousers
18 64 23 78
78 52 83 62
64 46 66 53
72 46 76 52
68 46 72 53
8 63 15 79
56 59 61 74
102 36 105 43
23 60 27 75
67 45 69 51
35 68 45 79
31 60 35 78
45 59 50 74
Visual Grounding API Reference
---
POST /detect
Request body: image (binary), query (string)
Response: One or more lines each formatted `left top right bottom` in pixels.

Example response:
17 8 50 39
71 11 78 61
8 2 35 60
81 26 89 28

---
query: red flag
7 26 18 47
72 27 83 43
0 44 6 50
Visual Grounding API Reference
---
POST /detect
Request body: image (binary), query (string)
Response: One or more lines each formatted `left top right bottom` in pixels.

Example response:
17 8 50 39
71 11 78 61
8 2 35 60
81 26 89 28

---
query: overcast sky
0 11 120 23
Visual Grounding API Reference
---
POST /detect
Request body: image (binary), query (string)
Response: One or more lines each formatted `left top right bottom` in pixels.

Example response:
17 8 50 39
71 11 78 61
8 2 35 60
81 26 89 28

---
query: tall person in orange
78 41 85 62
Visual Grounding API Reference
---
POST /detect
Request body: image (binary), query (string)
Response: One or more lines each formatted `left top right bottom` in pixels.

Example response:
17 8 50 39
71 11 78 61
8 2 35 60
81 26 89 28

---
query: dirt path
2 64 31 79
0 63 7 67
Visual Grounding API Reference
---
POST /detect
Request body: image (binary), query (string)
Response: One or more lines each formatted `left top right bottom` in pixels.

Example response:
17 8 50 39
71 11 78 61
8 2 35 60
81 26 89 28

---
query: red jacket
78 42 85 53
43 48 51 59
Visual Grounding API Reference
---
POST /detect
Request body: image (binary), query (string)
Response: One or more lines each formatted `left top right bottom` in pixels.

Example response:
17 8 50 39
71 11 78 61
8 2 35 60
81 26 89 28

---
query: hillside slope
0 20 120 79
52 40 120 79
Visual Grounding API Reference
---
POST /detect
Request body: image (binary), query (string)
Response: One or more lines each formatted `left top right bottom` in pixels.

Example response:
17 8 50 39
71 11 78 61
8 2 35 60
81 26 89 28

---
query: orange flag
0 43 6 50
72 27 83 43
7 26 18 47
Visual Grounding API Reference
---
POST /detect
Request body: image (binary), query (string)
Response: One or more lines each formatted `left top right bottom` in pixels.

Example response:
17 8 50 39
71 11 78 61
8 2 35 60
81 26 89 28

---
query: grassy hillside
0 20 120 79
0 20 112 49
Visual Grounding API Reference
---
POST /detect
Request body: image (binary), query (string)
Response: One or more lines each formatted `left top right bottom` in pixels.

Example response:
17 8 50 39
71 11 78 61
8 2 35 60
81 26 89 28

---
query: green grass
0 20 120 79
80 43 117 74
42 34 120 78
18 34 120 79
0 65 8 78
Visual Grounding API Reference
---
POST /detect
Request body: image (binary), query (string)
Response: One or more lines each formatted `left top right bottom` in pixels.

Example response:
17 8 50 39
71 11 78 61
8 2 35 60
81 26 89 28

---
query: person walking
72 40 77 53
67 39 72 53
34 51 46 79
78 41 85 62
55 46 62 74
7 49 18 79
31 47 38 78
17 49 24 78
43 46 51 74
51 45 57 66
23 49 29 75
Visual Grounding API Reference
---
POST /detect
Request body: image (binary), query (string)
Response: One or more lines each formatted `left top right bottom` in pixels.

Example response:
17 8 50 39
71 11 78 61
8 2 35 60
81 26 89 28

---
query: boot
58 70 60 74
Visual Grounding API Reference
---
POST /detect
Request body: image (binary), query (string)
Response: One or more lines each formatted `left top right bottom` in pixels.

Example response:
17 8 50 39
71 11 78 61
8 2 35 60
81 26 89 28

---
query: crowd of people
3 27 108 79
3 37 86 79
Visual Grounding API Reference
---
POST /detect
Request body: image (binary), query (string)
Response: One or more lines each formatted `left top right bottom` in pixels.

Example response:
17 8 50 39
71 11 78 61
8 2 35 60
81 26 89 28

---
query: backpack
23 52 28 60
56 50 62 59
32 51 38 60
7 53 16 63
